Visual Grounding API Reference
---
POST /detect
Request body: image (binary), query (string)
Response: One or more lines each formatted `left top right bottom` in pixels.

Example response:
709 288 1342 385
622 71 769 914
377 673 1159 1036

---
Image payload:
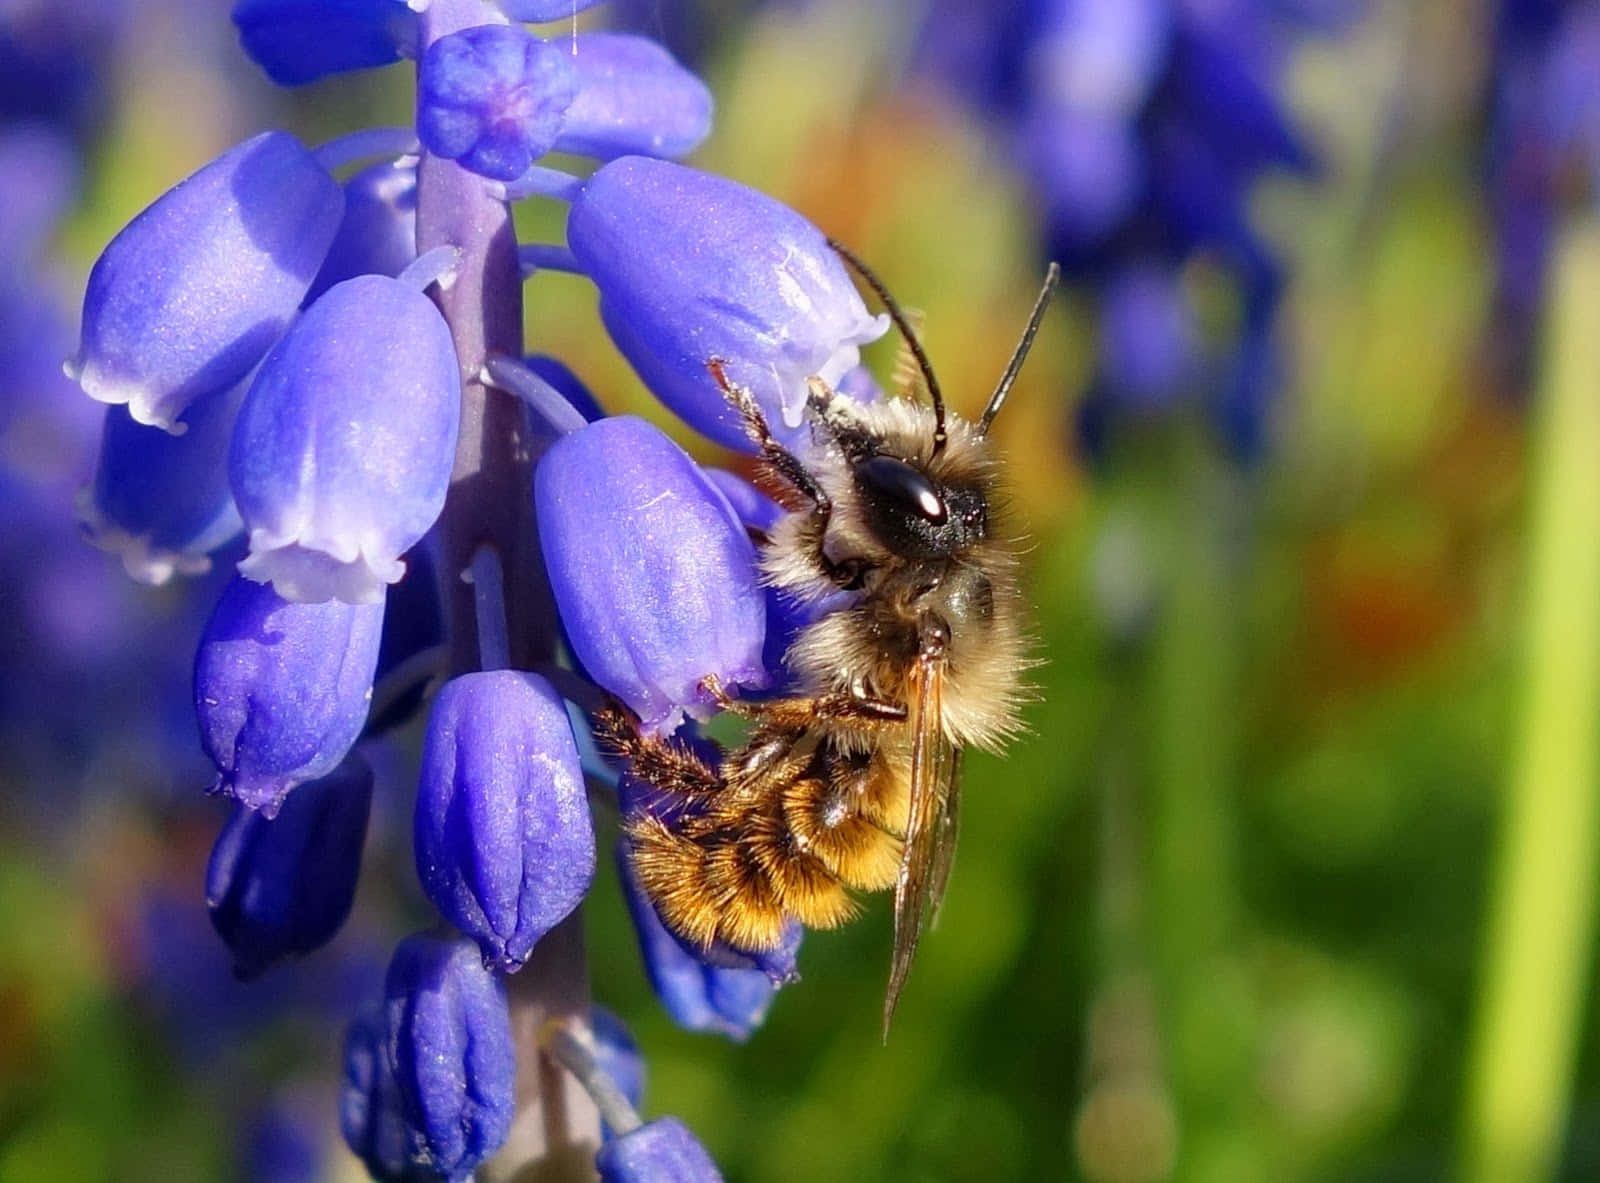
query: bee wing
928 746 963 926
884 650 959 1036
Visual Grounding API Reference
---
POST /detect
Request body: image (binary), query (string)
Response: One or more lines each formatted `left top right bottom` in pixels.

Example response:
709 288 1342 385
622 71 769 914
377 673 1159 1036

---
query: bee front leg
707 360 860 590
701 675 906 730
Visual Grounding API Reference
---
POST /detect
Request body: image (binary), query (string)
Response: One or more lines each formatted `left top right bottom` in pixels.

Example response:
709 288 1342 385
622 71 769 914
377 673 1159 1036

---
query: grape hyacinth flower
66 0 941 1176
194 574 384 817
414 669 595 972
536 414 770 733
907 0 1345 460
207 752 375 977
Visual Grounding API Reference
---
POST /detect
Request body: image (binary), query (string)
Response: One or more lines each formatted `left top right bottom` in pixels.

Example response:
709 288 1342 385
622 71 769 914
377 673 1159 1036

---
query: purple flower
233 0 419 86
596 1117 724 1182
194 574 385 817
592 1005 645 1136
500 0 610 19
417 24 578 182
305 158 418 304
79 381 244 584
385 933 516 1181
229 274 461 604
536 415 769 734
341 1004 430 1182
566 156 887 449
616 842 793 1040
414 670 595 973
206 752 374 978
553 33 712 161
71 131 343 431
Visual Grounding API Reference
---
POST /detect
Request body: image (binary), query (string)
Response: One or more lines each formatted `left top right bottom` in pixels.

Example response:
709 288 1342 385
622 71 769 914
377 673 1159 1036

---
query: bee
595 243 1060 1033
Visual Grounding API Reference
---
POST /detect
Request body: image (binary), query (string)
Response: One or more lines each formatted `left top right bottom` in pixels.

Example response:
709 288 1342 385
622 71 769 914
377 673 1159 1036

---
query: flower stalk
414 0 598 1175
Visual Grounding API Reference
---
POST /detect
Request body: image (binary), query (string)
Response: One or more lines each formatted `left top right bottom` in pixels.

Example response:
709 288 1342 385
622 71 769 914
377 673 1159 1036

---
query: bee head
854 453 986 560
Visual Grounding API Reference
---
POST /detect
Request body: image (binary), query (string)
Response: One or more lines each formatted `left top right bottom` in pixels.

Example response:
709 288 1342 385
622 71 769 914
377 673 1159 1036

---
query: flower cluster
71 0 892 1177
908 0 1347 460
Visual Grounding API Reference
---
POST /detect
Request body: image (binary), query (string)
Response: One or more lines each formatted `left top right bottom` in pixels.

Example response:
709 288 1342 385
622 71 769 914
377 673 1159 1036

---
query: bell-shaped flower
79 380 245 584
385 933 515 1182
552 34 712 162
305 158 418 304
416 25 577 182
596 1117 723 1183
195 573 385 817
341 1004 428 1183
230 273 461 604
536 415 768 734
565 156 888 450
71 131 343 431
233 0 419 87
414 670 595 973
616 843 793 1041
206 752 374 978
499 0 609 19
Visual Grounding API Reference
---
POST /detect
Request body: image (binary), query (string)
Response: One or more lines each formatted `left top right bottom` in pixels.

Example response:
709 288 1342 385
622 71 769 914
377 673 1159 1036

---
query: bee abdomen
781 782 901 892
744 809 860 929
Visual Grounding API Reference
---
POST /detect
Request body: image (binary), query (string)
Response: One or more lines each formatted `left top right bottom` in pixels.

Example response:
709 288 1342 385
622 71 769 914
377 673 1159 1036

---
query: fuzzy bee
596 244 1059 1032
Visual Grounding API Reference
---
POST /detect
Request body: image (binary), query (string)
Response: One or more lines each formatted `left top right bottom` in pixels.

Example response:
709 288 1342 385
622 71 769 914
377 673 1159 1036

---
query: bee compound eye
854 455 947 524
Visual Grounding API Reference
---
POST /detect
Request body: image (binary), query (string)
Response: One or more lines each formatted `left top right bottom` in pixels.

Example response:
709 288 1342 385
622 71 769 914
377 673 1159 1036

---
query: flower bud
206 752 374 978
553 34 712 162
341 1004 424 1183
72 131 343 431
385 933 515 1181
195 574 385 817
305 158 418 304
414 670 595 973
79 380 244 584
616 843 793 1041
536 416 768 734
566 156 887 450
230 274 461 604
233 0 419 87
499 0 608 19
596 1117 723 1183
417 25 577 182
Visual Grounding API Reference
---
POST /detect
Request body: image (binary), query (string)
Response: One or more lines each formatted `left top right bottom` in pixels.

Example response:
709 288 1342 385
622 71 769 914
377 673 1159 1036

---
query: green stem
1462 218 1600 1183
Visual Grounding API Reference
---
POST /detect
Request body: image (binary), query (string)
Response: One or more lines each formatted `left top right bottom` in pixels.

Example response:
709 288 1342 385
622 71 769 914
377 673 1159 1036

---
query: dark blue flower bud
305 158 418 304
552 34 712 162
596 1116 723 1183
195 574 385 817
369 539 446 736
385 933 515 1181
616 843 792 1040
233 0 419 87
499 0 608 19
417 25 577 182
71 131 343 431
566 156 887 450
414 670 595 973
229 274 461 604
536 415 768 734
342 1004 432 1183
79 379 244 584
206 752 374 978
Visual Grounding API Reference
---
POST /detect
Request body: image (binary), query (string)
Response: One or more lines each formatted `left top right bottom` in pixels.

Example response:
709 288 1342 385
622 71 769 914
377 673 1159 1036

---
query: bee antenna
827 237 949 455
978 262 1061 435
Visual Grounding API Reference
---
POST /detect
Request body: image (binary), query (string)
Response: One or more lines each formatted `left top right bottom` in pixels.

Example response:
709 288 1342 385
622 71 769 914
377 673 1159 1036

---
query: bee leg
702 675 906 730
591 701 725 798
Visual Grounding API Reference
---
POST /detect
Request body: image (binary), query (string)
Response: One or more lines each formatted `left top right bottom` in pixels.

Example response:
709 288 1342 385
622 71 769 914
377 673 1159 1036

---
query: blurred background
3 0 1600 1179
